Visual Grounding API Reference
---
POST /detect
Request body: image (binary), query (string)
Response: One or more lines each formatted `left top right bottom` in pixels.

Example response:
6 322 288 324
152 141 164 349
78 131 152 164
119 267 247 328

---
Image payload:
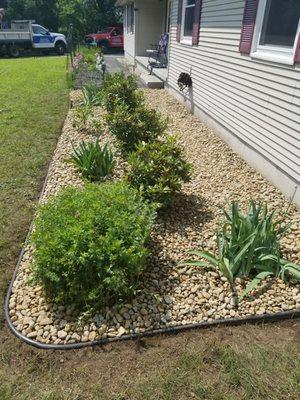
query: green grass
0 56 299 400
0 56 69 307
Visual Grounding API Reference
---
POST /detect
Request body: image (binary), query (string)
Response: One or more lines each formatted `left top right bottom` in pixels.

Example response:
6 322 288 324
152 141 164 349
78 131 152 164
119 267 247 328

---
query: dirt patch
0 321 299 399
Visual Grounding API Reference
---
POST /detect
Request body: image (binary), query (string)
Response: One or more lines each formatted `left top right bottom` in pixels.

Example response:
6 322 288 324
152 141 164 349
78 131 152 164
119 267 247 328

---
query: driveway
105 53 126 74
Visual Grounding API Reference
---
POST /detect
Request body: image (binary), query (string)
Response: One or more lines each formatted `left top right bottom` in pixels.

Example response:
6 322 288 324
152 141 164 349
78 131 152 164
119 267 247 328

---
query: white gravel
8 89 300 345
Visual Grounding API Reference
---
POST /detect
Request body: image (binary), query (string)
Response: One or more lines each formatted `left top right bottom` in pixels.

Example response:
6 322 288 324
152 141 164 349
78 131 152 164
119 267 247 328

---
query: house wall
135 0 165 57
122 0 166 60
167 0 300 206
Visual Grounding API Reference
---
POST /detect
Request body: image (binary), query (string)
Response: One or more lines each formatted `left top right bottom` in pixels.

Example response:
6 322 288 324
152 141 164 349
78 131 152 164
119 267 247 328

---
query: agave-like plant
81 84 102 107
73 104 93 132
180 201 300 300
69 139 116 182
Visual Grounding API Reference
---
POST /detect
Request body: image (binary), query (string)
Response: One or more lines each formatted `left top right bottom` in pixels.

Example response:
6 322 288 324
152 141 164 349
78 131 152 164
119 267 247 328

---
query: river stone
27 331 37 339
57 330 68 340
7 89 300 346
117 327 126 337
37 316 53 326
88 331 97 341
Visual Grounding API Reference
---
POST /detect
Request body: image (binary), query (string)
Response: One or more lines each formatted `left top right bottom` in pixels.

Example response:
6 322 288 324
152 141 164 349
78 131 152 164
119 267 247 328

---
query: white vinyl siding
167 0 300 200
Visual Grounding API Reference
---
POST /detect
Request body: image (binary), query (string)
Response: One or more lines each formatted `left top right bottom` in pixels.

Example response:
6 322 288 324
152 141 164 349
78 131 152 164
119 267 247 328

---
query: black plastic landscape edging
4 139 300 350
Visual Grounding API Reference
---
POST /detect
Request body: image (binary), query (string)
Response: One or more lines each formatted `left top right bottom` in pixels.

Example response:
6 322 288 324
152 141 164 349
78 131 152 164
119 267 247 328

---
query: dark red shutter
176 0 183 42
295 33 300 63
239 0 259 54
192 0 203 45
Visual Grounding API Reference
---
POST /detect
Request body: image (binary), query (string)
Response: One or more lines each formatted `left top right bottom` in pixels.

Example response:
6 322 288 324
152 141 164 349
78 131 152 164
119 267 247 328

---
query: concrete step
139 73 164 89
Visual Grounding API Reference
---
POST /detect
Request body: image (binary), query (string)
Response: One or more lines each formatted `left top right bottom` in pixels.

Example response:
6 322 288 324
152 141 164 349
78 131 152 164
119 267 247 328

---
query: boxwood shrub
101 72 143 113
127 137 192 207
106 103 168 153
31 182 156 309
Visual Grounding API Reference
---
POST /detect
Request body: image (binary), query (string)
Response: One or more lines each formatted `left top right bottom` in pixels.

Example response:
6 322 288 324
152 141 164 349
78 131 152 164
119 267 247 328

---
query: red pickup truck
85 26 124 52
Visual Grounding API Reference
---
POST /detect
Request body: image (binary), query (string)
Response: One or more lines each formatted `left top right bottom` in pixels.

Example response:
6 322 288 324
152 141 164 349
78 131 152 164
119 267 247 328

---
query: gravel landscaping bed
7 89 300 346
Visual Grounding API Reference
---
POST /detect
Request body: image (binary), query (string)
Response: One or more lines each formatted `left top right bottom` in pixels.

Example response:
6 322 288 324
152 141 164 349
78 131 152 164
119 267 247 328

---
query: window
251 0 300 64
181 0 195 44
114 28 123 36
126 3 134 34
32 25 48 35
98 28 112 34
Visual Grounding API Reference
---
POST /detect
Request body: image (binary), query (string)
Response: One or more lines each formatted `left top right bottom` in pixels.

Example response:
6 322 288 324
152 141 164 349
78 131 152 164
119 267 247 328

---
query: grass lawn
0 56 299 400
0 56 69 298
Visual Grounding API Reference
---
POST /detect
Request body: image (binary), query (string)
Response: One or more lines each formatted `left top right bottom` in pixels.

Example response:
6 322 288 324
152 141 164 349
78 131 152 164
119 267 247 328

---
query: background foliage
0 0 121 36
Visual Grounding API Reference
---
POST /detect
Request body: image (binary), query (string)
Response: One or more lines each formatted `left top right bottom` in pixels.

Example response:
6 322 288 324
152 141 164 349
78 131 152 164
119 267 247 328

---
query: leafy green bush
31 182 156 308
127 137 192 207
80 45 102 62
101 72 143 113
73 46 102 72
107 103 168 153
69 139 115 182
181 201 300 300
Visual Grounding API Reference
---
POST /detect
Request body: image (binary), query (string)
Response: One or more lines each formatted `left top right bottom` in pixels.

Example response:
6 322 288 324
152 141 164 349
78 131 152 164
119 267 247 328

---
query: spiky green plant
72 103 103 136
180 201 300 300
73 104 93 131
81 84 102 107
69 139 115 182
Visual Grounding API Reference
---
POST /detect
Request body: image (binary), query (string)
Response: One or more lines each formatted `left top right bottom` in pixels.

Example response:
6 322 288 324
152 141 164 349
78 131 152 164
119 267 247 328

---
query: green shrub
127 137 192 207
76 46 102 71
80 45 102 60
107 103 168 153
31 182 156 308
69 139 115 182
101 72 143 113
180 201 300 300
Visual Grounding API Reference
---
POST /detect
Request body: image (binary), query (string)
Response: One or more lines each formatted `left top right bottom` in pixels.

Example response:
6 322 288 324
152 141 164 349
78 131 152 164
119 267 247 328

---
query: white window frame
126 3 134 34
251 0 300 65
180 0 195 45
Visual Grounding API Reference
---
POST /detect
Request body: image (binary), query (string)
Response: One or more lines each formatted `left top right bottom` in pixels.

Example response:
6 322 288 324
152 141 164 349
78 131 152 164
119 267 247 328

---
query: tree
0 0 121 36
57 0 121 36
86 0 122 32
23 1 59 31
1 0 59 30
1 0 25 21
